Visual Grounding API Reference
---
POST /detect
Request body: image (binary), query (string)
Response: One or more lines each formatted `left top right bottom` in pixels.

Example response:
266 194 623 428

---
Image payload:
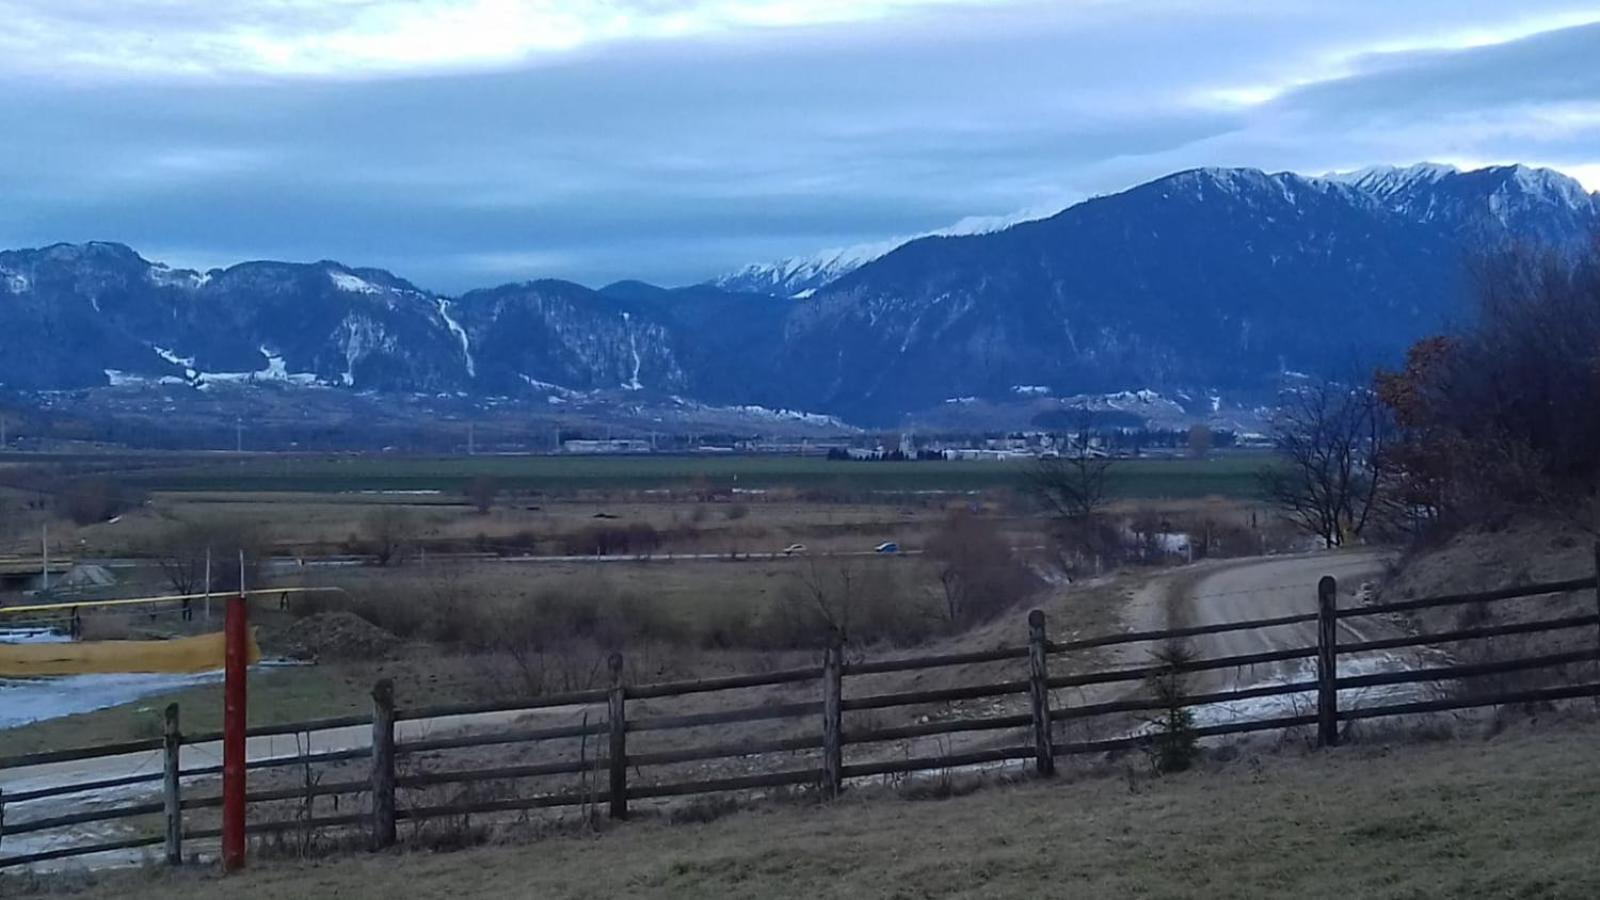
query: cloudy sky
2 1 1598 291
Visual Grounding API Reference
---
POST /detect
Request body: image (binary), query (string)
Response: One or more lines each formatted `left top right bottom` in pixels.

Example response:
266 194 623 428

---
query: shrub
559 523 661 557
361 506 420 566
464 476 501 514
925 511 1041 626
773 559 937 648
58 476 141 525
1146 640 1200 774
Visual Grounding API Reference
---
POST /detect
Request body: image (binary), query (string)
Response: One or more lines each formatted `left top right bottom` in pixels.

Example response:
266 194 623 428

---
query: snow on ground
103 369 189 387
728 404 849 428
1185 651 1441 729
0 671 223 729
193 347 319 388
0 627 71 644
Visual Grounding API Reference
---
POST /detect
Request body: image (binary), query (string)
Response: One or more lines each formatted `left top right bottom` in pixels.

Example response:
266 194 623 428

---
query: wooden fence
2 563 1597 871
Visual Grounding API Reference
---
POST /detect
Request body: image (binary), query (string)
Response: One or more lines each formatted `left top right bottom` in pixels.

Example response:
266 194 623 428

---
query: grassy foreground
26 718 1600 899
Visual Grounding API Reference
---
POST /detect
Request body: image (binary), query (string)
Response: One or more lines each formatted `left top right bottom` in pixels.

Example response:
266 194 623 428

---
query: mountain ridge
3 162 1595 425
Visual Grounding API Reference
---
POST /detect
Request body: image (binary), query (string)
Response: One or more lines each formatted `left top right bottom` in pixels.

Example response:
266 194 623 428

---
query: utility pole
204 546 213 624
467 422 476 456
41 523 49 592
234 417 243 453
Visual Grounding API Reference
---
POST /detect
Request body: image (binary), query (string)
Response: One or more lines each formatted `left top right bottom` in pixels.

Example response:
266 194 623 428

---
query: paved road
80 547 924 578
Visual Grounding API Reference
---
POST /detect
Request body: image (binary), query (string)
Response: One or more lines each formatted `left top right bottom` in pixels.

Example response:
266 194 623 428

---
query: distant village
559 424 1266 459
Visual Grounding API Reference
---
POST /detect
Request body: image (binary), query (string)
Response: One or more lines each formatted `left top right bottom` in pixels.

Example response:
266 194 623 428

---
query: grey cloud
0 1 1596 290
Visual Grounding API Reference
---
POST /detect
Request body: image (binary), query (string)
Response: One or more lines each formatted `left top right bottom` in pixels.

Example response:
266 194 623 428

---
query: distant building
561 439 652 454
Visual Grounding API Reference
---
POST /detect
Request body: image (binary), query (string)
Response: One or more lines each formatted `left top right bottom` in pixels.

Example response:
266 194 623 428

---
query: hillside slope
28 718 1600 898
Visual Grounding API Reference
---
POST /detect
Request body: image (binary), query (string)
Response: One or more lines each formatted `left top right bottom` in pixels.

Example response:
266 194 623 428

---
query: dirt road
1129 549 1445 726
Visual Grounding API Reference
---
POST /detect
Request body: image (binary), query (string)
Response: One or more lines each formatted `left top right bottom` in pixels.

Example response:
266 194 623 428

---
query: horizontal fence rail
4 560 1596 872
1338 576 1597 619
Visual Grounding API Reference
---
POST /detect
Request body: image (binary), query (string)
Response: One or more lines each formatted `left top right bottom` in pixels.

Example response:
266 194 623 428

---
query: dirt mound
274 612 399 662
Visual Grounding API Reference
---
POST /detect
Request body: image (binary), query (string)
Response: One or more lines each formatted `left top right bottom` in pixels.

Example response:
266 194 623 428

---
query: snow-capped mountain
3 162 1594 426
718 163 1597 300
1325 162 1599 250
710 208 1056 298
769 163 1599 419
0 242 469 392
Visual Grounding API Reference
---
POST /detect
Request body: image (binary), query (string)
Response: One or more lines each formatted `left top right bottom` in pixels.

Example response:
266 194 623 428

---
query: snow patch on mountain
620 311 643 391
329 270 381 294
337 315 398 386
1324 162 1459 198
153 346 198 378
104 369 187 387
711 206 1057 297
668 396 855 430
434 298 475 378
193 347 319 388
147 264 211 290
2 268 31 294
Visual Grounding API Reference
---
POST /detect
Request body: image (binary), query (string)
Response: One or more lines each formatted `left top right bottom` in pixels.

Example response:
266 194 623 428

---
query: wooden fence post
163 703 183 866
1316 576 1339 748
370 679 396 850
1027 609 1056 776
821 642 843 798
608 653 628 820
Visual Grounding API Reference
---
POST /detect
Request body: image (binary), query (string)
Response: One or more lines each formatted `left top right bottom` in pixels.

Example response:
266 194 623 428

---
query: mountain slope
2 163 1594 425
0 243 470 391
771 164 1598 420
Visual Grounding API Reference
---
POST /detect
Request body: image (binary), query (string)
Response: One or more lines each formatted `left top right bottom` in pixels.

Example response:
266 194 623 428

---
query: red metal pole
221 587 248 872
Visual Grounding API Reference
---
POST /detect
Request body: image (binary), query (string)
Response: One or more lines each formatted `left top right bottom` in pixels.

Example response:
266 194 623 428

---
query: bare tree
1027 408 1116 523
362 506 420 566
790 555 865 644
144 519 265 595
924 511 1040 626
1261 378 1391 547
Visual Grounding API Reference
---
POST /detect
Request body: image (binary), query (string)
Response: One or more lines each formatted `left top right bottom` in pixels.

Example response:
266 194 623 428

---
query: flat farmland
112 452 1274 498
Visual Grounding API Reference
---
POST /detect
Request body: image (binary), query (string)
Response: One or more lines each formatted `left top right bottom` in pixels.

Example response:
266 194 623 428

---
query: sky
1 0 1598 292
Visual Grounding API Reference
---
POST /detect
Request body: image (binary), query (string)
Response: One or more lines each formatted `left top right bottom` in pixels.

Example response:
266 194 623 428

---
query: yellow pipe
0 586 345 616
0 629 262 676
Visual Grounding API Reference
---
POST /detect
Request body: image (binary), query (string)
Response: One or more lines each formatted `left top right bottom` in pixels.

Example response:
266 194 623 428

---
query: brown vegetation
1375 240 1600 534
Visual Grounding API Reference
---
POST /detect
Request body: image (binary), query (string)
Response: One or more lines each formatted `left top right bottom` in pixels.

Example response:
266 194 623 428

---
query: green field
115 452 1274 498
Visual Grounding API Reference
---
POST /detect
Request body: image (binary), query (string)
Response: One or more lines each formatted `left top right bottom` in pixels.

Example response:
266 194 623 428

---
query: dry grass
16 716 1600 899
